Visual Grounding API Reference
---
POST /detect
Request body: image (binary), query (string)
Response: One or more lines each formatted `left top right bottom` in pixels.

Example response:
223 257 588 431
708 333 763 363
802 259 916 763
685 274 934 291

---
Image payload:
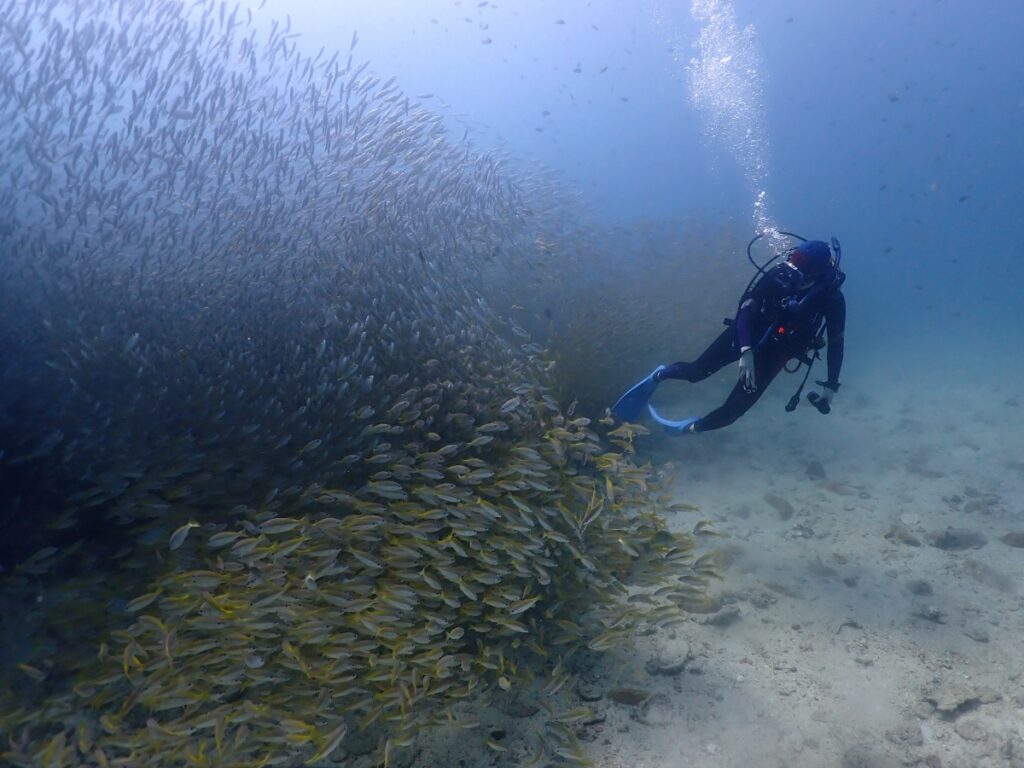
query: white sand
589 358 1024 768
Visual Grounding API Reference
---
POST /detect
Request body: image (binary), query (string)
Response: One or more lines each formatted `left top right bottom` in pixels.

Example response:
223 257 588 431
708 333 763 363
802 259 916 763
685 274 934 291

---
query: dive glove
738 347 756 392
807 381 838 414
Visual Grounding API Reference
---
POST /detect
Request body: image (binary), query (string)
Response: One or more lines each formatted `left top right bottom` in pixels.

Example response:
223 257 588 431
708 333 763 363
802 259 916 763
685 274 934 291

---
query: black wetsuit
660 263 846 432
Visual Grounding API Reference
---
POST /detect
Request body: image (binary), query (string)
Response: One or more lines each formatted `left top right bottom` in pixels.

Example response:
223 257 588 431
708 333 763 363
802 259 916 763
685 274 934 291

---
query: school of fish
0 0 715 765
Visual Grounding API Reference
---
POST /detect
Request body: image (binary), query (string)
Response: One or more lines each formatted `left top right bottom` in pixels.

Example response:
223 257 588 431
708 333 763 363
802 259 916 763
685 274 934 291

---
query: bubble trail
658 0 780 245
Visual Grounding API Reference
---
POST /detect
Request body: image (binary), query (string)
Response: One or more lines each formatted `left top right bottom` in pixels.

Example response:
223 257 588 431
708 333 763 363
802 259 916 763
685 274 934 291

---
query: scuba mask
783 237 844 311
740 232 844 315
784 239 838 286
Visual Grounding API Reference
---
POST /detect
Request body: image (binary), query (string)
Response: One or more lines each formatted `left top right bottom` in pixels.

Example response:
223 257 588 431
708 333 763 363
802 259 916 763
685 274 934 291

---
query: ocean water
2 0 1023 766
256 0 1024 371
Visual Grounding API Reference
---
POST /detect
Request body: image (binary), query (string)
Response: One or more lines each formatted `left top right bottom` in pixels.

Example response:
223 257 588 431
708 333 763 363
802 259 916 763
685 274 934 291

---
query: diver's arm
733 270 778 352
824 290 846 389
806 288 846 415
735 301 754 351
735 271 782 391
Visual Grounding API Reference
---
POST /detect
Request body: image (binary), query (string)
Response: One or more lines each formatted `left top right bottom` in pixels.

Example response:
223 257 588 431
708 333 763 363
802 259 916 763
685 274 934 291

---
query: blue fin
647 403 699 434
611 365 666 421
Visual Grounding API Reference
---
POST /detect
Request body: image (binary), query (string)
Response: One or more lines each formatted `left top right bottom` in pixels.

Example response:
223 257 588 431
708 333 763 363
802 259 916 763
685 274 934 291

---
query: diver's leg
659 327 738 383
691 349 785 432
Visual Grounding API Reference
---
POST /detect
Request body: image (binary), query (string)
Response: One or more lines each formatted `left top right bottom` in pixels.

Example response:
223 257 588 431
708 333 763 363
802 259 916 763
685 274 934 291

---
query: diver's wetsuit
660 263 846 431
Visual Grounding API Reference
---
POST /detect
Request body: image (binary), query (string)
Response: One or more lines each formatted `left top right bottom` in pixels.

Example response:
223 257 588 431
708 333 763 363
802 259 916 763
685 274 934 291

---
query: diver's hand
738 347 756 393
807 382 837 414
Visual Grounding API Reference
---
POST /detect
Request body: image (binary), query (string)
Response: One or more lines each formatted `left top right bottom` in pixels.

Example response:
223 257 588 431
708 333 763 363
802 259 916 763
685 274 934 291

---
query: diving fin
611 365 666 421
647 403 699 434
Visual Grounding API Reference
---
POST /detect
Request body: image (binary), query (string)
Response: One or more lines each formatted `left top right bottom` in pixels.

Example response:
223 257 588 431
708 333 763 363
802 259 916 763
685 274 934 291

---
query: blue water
252 0 1024 372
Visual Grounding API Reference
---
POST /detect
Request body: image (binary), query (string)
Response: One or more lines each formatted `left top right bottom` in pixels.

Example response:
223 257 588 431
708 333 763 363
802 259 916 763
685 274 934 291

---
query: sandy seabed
409 348 1024 768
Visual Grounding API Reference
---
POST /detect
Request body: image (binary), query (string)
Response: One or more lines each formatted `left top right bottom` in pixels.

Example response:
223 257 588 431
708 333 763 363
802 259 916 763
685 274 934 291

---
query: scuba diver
611 233 846 434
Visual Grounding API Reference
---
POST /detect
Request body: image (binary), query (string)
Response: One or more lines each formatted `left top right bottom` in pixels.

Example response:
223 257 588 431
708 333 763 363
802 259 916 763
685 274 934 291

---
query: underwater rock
885 723 924 747
805 460 826 480
837 618 862 633
906 579 933 596
822 480 860 496
763 581 805 599
607 688 651 706
638 693 674 726
684 595 724 614
703 605 741 627
963 624 990 643
999 532 1024 548
763 492 795 520
960 557 1016 594
344 727 379 757
926 528 987 551
963 495 1001 514
906 461 945 479
576 680 605 702
807 555 838 579
390 747 419 768
840 744 895 768
746 589 778 609
789 523 816 539
712 542 746 570
644 644 691 676
924 683 1000 719
885 523 921 547
1002 736 1024 768
913 604 946 623
953 718 988 742
500 697 540 718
